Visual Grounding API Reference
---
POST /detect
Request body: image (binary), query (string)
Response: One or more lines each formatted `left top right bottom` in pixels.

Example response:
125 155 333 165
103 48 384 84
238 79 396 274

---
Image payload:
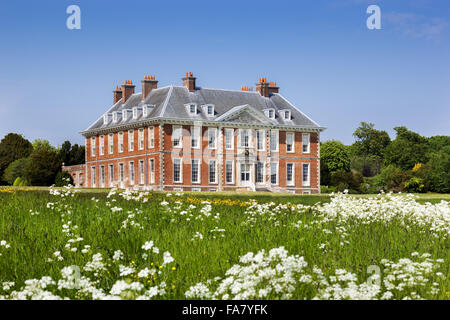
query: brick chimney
256 78 279 97
121 80 135 104
182 72 196 92
256 78 269 97
113 86 123 104
141 75 158 101
268 82 279 95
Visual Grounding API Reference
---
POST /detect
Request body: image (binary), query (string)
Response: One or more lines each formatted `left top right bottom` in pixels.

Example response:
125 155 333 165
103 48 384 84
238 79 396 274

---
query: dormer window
103 114 109 125
142 105 148 117
283 110 291 120
186 103 197 115
264 108 275 119
207 105 214 116
122 110 128 121
132 107 138 119
112 112 118 123
202 104 215 117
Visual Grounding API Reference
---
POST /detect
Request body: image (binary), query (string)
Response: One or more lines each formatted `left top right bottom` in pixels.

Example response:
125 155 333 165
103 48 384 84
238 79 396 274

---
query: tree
321 140 351 174
24 149 62 186
3 158 29 185
384 126 429 170
58 141 85 166
32 139 56 152
352 122 391 176
69 144 85 165
427 135 450 152
58 141 72 166
426 148 450 193
0 133 33 184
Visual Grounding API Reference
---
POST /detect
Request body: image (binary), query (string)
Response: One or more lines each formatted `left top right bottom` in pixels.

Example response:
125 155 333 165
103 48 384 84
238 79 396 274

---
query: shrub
55 171 74 187
386 170 413 193
13 177 28 186
330 170 363 193
3 158 29 185
404 177 425 193
24 149 62 186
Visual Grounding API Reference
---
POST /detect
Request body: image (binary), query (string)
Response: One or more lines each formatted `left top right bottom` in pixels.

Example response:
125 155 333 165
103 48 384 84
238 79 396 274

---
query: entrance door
240 163 252 187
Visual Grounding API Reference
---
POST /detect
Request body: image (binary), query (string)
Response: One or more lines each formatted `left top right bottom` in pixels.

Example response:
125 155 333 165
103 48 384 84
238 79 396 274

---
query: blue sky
0 0 449 146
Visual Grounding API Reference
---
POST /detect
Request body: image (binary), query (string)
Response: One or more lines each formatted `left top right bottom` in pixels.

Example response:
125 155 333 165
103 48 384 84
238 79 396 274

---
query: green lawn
0 187 448 299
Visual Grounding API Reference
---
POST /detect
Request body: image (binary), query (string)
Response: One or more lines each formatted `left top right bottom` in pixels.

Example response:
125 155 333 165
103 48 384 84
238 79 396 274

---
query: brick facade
84 124 320 194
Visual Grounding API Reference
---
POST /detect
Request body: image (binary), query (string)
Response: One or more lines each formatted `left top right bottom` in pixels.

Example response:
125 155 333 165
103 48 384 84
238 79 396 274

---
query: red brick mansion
67 73 325 193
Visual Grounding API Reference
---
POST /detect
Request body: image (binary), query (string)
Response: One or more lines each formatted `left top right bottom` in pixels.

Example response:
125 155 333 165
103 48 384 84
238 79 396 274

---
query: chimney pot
142 74 158 101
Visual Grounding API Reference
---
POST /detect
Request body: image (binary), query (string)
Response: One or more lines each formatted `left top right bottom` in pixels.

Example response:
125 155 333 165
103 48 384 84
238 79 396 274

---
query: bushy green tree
58 141 85 166
384 127 429 170
0 133 33 184
352 122 390 176
3 158 29 185
321 140 350 174
24 149 62 186
32 139 56 152
426 149 450 193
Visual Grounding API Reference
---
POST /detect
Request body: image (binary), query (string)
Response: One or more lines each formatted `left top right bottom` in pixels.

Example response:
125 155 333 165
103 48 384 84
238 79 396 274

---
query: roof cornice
80 116 325 137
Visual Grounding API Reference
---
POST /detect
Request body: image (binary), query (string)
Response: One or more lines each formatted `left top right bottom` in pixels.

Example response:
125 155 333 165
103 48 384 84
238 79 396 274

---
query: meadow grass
0 188 448 299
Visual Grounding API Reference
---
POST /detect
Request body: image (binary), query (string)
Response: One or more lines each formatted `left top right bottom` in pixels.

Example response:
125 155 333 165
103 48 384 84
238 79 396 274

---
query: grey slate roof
82 86 324 135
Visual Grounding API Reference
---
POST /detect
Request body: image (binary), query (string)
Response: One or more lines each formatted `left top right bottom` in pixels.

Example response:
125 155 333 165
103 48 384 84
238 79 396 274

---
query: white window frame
128 130 134 152
133 107 138 119
225 160 234 184
270 162 279 185
139 160 145 185
191 159 200 184
286 132 295 153
148 126 155 149
100 165 105 187
113 112 118 123
225 128 234 150
239 129 251 148
284 110 291 120
209 160 217 184
256 130 265 151
149 159 155 184
122 110 128 121
270 130 279 152
208 128 217 150
138 128 144 150
142 105 148 118
172 126 182 149
119 163 124 183
119 132 124 153
286 162 295 186
91 137 96 157
302 133 310 154
91 166 96 187
109 164 114 187
173 158 182 183
191 126 201 149
108 133 114 154
186 103 197 115
256 161 265 184
203 104 215 117
99 135 105 156
129 161 135 185
302 163 310 187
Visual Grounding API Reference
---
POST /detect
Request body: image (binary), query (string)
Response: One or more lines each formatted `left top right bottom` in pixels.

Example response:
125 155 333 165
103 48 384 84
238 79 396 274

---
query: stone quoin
67 73 326 194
